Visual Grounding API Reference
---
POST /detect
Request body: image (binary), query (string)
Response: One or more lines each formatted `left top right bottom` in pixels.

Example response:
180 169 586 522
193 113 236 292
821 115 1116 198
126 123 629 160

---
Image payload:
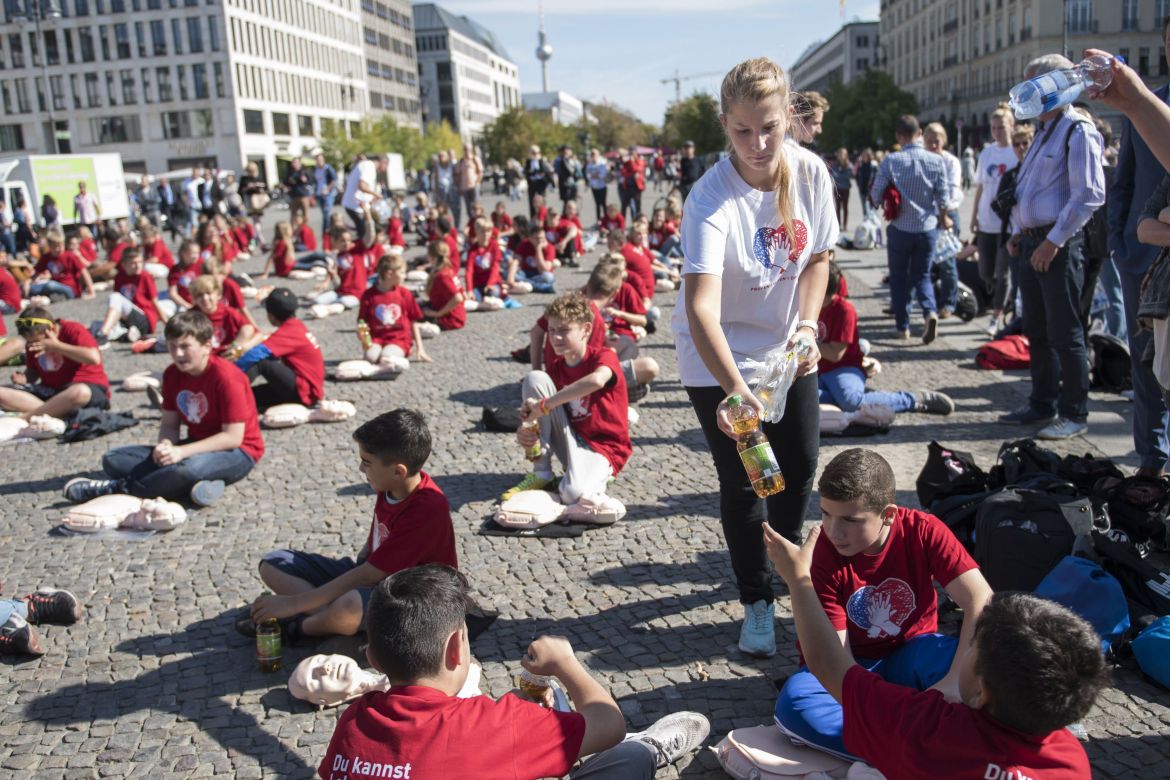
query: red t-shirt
465 242 502 292
78 238 98 264
556 216 584 255
109 242 131 267
387 217 405 248
364 472 457 574
621 157 646 191
841 666 1090 780
600 213 625 234
168 261 204 305
427 268 466 331
817 295 865 373
538 302 607 369
811 507 977 660
161 354 264 462
318 687 585 780
516 239 554 275
297 224 317 251
491 211 513 232
335 246 371 299
606 282 645 340
263 318 324 405
648 222 677 251
359 284 423 353
206 301 248 355
143 238 175 270
619 245 654 300
271 241 294 277
114 269 161 331
25 320 109 393
0 266 21 312
35 251 87 295
444 231 461 273
546 345 631 475
222 277 247 312
533 205 549 227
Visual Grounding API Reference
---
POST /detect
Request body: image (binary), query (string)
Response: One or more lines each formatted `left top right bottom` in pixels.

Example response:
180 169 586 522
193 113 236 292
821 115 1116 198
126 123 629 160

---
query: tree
820 70 919 152
318 117 464 174
661 92 723 154
584 103 656 151
479 107 574 165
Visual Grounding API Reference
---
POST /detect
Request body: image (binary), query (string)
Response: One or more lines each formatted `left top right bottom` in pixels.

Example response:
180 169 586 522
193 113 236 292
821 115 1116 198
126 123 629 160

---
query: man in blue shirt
314 153 338 239
869 115 951 344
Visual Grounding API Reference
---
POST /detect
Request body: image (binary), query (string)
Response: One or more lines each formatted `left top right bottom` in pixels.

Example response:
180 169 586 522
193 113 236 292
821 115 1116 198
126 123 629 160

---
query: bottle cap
727 394 743 406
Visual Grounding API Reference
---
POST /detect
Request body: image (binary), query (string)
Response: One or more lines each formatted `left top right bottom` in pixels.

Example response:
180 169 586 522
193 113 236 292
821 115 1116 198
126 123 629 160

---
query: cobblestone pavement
1 189 1168 779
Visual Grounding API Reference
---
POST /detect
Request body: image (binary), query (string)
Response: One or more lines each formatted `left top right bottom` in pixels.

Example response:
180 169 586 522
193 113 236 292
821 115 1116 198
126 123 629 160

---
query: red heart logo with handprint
176 390 209 425
845 577 917 639
752 220 810 268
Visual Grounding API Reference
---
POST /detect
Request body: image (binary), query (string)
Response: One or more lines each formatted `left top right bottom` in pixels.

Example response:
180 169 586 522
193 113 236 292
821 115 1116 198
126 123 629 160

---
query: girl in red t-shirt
491 202 515 239
77 227 99 266
261 222 296 278
358 255 430 366
386 208 406 249
465 217 504 300
647 208 683 263
31 233 94 300
600 203 626 235
423 240 466 331
190 274 255 356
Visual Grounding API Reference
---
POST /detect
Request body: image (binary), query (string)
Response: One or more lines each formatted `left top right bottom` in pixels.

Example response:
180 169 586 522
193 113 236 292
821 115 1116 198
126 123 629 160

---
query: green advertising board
29 156 99 218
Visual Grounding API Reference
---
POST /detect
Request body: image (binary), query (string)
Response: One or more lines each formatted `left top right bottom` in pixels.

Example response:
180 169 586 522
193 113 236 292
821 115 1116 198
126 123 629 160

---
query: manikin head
289 654 387 708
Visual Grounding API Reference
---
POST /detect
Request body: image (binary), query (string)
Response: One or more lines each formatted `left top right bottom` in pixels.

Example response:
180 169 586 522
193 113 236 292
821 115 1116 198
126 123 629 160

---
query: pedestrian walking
314 153 339 239
678 140 704 202
433 150 460 226
970 105 1018 336
855 148 877 218
524 146 554 219
585 148 610 224
238 162 269 240
923 123 965 318
554 146 580 205
829 148 852 230
454 143 483 224
619 147 646 220
284 158 314 223
73 181 101 236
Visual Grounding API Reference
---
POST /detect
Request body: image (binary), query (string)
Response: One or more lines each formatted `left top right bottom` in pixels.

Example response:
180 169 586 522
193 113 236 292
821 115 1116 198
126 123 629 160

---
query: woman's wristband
796 319 819 337
539 398 550 416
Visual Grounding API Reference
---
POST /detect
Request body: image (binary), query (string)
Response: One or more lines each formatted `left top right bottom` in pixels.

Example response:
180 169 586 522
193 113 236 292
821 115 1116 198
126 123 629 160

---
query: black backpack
481 406 522 433
1089 332 1132 393
1056 452 1125 496
988 438 1062 488
974 485 1094 592
1092 531 1170 619
1092 474 1170 547
915 440 988 508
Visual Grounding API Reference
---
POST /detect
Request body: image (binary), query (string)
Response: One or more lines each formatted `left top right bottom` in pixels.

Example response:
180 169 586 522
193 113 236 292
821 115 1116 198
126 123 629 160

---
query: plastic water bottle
726 394 785 498
1008 54 1114 120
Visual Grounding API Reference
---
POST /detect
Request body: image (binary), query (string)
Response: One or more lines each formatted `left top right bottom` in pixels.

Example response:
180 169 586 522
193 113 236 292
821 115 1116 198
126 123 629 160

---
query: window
75 0 89 15
98 25 109 60
156 66 172 101
1160 1 1170 28
172 19 183 54
190 62 206 98
120 69 135 104
105 71 117 105
69 74 80 107
135 22 146 57
140 67 152 102
272 111 290 134
1140 46 1151 76
177 64 188 100
242 108 263 133
111 0 124 10
213 61 224 97
151 21 165 56
187 18 203 52
83 72 99 107
298 114 312 135
49 74 64 110
208 16 219 52
856 34 869 47
1067 0 1092 34
0 124 23 151
364 27 377 45
148 0 159 8
114 23 130 59
44 30 59 65
90 115 141 143
161 109 212 139
1123 0 1139 31
8 34 22 68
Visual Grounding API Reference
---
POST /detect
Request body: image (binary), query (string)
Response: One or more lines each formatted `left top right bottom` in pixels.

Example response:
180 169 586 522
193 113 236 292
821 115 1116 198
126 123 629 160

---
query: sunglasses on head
15 316 54 334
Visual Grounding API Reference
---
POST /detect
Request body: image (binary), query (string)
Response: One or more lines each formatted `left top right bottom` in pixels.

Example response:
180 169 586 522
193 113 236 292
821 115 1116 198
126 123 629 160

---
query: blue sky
436 0 881 124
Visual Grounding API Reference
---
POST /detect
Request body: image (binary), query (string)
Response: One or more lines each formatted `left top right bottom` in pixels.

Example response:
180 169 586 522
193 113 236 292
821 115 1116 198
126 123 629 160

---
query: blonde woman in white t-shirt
672 57 838 658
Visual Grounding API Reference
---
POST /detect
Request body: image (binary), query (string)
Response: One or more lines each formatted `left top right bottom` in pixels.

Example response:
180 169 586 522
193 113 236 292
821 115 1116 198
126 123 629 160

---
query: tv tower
535 0 552 92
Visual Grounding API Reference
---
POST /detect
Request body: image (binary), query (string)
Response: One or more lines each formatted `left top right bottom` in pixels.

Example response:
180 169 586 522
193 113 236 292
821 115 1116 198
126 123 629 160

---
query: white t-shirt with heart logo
672 148 838 386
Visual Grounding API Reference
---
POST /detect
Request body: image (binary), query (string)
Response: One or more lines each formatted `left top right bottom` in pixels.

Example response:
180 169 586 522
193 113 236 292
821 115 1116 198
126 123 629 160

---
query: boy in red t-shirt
600 203 625 234
91 248 175 347
309 224 374 319
0 306 110 420
817 262 953 417
507 293 632 505
189 275 255 357
232 288 325 410
491 201 514 238
140 224 175 279
63 309 264 507
772 449 995 759
30 231 94 301
358 255 431 368
316 564 710 780
508 223 556 293
245 409 457 641
553 202 583 267
584 260 659 401
763 486 1107 778
166 240 204 309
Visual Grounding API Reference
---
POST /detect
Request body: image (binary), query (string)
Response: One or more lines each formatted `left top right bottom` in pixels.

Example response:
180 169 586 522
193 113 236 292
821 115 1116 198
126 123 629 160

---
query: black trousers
686 373 819 605
246 358 301 411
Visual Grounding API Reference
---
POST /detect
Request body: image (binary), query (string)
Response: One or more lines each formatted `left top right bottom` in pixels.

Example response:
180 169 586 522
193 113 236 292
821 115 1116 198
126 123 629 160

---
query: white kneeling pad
468 296 504 312
561 493 626 526
0 416 30 442
121 498 188 531
417 322 441 339
122 371 162 392
508 280 533 295
333 359 378 381
25 415 66 440
493 489 564 529
61 494 144 533
262 403 312 428
405 269 428 282
309 399 357 422
655 277 676 293
288 269 318 280
712 725 853 779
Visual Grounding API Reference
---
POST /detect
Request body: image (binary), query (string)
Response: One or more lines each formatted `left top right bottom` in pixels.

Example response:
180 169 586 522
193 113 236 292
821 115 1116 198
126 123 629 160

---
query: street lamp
14 0 62 154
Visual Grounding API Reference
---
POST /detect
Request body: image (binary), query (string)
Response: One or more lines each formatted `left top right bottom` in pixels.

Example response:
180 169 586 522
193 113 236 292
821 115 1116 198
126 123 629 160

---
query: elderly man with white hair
1000 54 1106 440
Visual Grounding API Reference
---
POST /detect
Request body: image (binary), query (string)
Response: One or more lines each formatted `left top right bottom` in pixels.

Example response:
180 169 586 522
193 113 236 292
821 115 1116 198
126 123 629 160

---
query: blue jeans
1018 233 1089 422
818 366 915 414
102 444 255 501
935 210 961 311
518 269 556 293
658 234 683 259
0 228 14 256
28 280 75 299
886 225 937 332
1096 256 1128 342
0 599 27 626
1121 268 1169 470
775 633 957 759
318 191 336 237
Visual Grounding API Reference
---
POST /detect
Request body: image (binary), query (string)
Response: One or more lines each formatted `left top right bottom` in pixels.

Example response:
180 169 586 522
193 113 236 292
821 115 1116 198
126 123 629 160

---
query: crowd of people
5 39 1170 779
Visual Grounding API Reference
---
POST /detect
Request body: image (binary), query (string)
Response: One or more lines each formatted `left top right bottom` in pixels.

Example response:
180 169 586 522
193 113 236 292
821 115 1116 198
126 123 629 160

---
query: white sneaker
1036 418 1088 440
737 600 776 657
984 315 1000 338
627 711 711 767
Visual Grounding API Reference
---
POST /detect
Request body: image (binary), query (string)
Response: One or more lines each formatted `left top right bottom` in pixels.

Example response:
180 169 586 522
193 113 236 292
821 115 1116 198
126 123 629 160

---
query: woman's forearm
685 274 746 394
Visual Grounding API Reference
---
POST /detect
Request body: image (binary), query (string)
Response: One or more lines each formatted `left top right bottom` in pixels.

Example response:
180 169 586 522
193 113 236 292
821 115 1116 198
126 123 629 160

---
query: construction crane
660 70 724 104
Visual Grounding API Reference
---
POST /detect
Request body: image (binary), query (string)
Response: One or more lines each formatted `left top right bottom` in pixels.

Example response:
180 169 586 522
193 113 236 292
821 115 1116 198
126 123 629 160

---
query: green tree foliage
318 117 464 172
584 103 657 151
661 92 723 154
479 107 576 165
820 70 919 152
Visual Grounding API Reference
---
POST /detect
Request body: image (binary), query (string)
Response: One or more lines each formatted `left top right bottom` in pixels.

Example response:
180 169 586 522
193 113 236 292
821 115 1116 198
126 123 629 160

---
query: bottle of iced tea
726 394 785 498
521 419 542 461
256 619 282 672
356 319 372 350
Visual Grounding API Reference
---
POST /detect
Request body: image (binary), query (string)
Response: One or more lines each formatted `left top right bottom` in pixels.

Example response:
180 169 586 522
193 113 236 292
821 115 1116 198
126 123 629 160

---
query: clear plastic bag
752 337 814 423
933 229 961 267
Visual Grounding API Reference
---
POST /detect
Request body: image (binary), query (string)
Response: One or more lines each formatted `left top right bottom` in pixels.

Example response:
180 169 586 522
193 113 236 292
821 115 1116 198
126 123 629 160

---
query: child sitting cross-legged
359 254 432 369
232 288 325 410
505 293 631 505
763 521 1108 778
420 240 466 332
63 309 264 508
772 448 995 760
817 261 954 417
308 213 377 319
90 248 175 347
244 409 455 641
318 563 711 780
583 259 659 402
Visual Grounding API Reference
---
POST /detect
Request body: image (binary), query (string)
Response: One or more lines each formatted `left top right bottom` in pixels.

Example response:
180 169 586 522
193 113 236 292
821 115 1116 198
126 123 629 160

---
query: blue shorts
260 549 374 625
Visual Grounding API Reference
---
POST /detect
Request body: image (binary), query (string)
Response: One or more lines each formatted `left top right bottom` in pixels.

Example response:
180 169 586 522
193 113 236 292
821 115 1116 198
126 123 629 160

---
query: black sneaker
998 404 1057 425
914 390 955 415
922 314 939 345
0 614 44 656
93 331 110 350
627 382 650 405
23 589 82 626
63 477 122 504
190 480 225 507
145 385 163 409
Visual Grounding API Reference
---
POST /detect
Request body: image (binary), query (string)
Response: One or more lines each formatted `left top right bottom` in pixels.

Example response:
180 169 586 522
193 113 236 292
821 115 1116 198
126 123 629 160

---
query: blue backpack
1132 617 1170 688
1034 555 1130 652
